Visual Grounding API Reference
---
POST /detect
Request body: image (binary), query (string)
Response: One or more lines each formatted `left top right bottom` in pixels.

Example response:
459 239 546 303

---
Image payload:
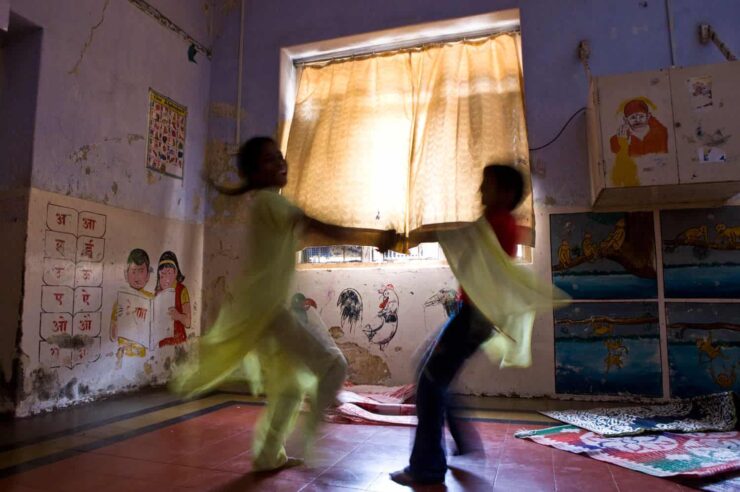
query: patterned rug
515 425 740 478
690 473 740 492
542 392 737 437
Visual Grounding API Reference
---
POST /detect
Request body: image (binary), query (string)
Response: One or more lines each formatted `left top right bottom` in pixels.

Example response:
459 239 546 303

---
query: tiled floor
0 393 713 491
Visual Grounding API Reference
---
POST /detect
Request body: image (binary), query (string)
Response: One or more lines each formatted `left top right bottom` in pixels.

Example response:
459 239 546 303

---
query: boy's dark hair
483 164 525 211
127 248 150 269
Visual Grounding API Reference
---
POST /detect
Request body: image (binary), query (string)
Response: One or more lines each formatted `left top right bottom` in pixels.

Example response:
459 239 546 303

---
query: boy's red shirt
458 209 519 304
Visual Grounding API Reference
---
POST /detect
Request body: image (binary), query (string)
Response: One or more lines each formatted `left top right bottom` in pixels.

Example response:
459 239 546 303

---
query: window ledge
295 260 450 271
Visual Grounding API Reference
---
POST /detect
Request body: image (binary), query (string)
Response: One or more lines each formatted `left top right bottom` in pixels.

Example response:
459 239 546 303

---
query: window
299 243 445 265
279 12 534 265
298 242 532 266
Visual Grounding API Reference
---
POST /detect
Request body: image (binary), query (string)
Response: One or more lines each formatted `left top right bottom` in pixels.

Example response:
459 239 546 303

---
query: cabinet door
598 69 678 188
671 61 740 183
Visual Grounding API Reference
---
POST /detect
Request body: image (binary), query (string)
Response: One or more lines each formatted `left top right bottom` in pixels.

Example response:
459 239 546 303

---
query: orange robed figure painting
609 98 669 187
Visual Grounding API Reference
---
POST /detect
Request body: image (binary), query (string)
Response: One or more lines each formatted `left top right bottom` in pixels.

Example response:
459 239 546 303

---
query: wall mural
609 97 669 187
554 302 662 397
337 288 363 333
550 211 657 299
110 249 192 367
363 284 399 351
424 288 460 318
666 303 740 397
40 204 106 369
294 290 391 385
661 206 740 298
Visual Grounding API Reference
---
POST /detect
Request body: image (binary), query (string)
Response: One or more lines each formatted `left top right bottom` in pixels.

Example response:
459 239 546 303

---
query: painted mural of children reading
391 164 568 486
154 251 191 347
110 249 153 363
172 136 395 472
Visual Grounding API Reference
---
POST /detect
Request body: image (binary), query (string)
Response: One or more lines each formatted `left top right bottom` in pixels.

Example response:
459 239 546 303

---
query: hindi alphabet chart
146 89 187 179
40 204 106 369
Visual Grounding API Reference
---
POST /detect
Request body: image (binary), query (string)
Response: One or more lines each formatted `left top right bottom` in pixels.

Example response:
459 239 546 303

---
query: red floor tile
554 467 618 492
214 473 308 492
312 465 384 490
0 405 705 492
609 465 686 491
494 462 556 491
212 449 255 475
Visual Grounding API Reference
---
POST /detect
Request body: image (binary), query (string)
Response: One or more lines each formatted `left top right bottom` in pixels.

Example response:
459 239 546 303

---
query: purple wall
0 13 41 191
207 0 740 213
11 0 213 223
0 13 42 414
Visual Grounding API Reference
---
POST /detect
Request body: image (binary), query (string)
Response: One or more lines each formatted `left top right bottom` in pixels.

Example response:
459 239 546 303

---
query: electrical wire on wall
528 107 586 152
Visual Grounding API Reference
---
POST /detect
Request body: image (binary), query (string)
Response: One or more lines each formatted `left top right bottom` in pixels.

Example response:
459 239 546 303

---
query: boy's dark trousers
406 302 494 482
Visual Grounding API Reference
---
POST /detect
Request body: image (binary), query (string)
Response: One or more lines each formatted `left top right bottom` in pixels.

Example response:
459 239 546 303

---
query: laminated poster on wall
661 206 740 298
696 146 727 164
666 302 740 398
687 75 714 112
554 302 662 397
550 212 657 299
146 89 187 179
688 77 727 163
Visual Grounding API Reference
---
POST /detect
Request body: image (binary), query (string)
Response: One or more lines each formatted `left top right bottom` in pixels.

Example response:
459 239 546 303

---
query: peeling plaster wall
292 208 556 396
11 0 212 222
0 191 28 413
202 0 740 398
17 189 203 416
7 0 213 415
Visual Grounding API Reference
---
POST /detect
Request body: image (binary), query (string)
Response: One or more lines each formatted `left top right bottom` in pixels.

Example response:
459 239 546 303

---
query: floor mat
515 425 740 478
324 384 417 426
542 392 737 437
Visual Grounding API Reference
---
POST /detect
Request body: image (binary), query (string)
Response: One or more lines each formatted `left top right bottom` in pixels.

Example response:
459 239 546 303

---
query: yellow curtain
284 33 533 248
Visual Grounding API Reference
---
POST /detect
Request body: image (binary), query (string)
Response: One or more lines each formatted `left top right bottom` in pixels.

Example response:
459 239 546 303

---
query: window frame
279 10 531 268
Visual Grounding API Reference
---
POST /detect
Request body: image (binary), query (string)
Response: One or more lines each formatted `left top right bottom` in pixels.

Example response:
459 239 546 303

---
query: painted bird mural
363 284 399 351
337 288 363 333
424 289 460 318
290 293 318 325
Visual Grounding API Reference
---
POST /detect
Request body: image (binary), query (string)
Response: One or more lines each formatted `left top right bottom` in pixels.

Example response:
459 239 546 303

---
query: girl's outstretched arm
302 217 397 253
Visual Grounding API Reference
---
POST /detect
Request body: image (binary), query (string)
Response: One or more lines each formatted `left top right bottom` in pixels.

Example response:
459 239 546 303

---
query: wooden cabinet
587 61 740 209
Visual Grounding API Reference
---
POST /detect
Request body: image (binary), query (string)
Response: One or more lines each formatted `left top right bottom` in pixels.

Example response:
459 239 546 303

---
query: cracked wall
7 0 213 416
17 189 204 416
11 0 212 223
202 0 740 399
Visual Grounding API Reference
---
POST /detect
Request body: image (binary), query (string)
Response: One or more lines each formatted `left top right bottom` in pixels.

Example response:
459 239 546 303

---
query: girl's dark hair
237 136 275 177
155 250 185 292
483 164 525 211
213 136 275 196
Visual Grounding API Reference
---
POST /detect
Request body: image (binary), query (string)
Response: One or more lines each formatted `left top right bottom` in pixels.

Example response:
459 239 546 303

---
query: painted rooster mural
363 284 399 350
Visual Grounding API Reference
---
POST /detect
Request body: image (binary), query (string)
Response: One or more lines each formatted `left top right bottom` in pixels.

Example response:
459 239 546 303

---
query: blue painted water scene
666 303 740 398
550 212 657 299
555 302 662 397
661 206 740 298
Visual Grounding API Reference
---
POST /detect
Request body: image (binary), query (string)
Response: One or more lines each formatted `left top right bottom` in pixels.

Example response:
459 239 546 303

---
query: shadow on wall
0 12 43 415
